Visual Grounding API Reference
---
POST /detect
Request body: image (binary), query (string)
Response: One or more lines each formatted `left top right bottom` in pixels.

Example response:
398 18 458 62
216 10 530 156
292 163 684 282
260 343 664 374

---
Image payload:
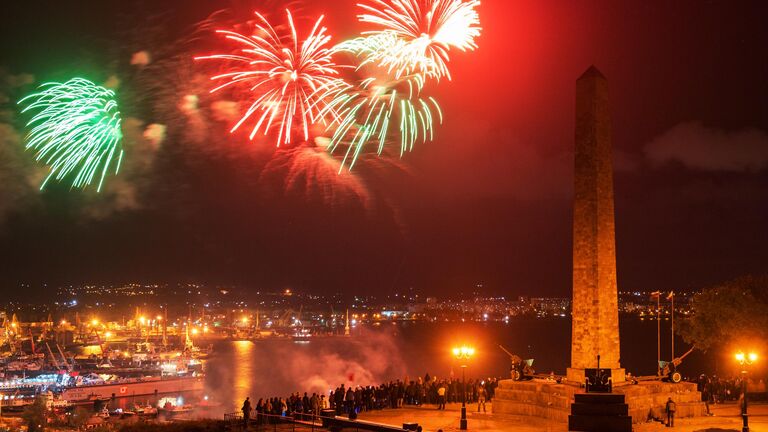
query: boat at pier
0 390 72 412
59 374 204 402
1 367 204 406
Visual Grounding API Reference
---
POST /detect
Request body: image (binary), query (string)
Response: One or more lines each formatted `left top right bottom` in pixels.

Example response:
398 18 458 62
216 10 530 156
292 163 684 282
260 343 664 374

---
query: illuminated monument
492 66 704 424
566 65 624 385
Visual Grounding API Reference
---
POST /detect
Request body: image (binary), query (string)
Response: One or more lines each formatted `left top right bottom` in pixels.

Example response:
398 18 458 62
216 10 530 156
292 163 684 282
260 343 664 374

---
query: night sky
1 0 767 298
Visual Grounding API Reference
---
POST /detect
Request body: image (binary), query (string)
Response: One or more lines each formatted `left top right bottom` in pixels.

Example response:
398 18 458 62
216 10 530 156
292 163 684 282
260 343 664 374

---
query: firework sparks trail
18 78 123 191
261 143 372 206
355 0 481 80
316 74 442 170
196 9 341 147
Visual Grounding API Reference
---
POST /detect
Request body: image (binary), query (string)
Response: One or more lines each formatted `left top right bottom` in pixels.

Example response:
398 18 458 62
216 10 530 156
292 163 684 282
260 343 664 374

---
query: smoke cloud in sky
645 122 768 172
78 117 159 219
0 123 42 222
143 123 167 148
0 70 41 223
210 100 240 123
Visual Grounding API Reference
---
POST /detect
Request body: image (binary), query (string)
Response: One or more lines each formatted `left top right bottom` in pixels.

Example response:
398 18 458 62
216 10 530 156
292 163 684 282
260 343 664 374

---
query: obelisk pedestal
566 66 624 385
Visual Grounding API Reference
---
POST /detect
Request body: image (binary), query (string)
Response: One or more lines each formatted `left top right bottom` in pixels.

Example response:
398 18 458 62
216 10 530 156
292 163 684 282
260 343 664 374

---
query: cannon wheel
670 371 682 383
513 369 522 381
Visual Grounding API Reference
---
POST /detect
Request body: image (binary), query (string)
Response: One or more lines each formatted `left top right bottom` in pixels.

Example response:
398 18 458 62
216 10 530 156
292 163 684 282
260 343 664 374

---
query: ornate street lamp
452 345 475 430
735 351 758 432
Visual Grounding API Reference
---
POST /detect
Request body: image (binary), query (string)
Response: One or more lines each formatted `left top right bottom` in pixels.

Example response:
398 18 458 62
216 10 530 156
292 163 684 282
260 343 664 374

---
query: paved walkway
356 402 768 432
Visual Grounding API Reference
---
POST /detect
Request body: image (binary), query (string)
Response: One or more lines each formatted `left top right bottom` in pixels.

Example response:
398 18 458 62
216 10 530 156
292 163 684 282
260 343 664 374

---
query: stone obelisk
567 66 624 384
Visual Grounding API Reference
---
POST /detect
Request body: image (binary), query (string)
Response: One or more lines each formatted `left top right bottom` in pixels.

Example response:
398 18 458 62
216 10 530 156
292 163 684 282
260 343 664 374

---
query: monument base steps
492 379 705 425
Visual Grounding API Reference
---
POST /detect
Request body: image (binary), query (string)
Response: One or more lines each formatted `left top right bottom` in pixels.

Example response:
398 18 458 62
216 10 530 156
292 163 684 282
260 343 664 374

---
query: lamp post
452 345 475 430
735 351 758 432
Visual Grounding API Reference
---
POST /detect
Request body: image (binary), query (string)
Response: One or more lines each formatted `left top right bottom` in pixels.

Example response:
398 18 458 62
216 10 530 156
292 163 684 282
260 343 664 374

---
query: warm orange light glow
191 328 199 335
156 315 163 321
90 319 99 326
735 351 759 365
452 345 476 359
241 317 249 324
60 320 67 325
139 316 146 325
104 331 113 338
10 322 17 328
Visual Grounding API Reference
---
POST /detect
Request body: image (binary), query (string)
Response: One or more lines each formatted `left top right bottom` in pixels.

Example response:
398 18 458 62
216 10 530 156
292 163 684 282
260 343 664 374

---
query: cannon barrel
499 345 515 357
671 347 695 367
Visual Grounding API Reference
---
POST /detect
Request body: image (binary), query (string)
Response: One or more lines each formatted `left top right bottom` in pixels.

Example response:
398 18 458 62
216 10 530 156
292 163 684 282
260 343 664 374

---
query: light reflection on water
232 340 255 405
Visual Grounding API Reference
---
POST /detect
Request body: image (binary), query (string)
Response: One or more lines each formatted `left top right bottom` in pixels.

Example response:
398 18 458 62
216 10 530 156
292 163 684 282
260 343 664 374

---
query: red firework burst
196 9 340 146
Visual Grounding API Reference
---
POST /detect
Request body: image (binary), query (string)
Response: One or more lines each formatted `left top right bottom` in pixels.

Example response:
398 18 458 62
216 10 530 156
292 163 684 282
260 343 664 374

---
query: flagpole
652 291 661 376
670 291 675 360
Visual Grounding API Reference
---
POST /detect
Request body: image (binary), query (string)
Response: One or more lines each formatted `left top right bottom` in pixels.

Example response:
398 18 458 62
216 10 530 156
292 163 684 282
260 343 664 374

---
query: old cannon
659 347 695 383
633 347 695 384
499 345 535 381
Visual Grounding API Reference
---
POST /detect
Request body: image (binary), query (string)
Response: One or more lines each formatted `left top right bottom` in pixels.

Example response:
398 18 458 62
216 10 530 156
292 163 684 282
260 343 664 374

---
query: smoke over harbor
203 329 408 409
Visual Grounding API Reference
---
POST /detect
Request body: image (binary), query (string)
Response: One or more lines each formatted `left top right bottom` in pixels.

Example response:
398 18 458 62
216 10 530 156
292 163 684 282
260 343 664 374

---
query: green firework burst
318 74 442 171
19 78 123 191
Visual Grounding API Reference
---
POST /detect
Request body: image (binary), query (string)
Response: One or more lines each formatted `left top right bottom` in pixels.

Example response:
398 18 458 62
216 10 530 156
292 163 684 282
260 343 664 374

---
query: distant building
530 297 571 315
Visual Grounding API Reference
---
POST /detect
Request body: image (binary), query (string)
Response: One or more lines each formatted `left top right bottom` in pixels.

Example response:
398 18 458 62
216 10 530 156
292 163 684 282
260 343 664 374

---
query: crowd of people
240 373 501 422
326 375 500 414
237 372 768 428
240 392 331 424
695 374 767 414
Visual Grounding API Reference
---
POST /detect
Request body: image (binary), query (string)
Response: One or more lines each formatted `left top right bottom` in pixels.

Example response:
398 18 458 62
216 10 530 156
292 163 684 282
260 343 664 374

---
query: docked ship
59 374 204 402
2 359 205 405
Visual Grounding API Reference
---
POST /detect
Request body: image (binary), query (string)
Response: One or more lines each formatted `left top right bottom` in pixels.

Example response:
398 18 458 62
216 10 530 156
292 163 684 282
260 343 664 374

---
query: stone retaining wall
492 379 705 424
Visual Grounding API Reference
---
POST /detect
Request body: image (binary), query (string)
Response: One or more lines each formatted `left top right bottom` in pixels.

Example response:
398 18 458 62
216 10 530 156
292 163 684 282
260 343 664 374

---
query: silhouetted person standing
437 383 446 410
242 397 252 428
477 386 487 413
665 397 676 427
345 387 355 416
